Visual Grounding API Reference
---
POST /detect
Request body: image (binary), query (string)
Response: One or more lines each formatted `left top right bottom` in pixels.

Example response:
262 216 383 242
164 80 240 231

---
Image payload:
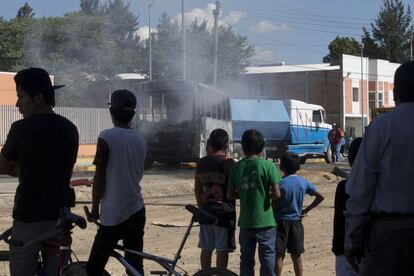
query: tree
16 3 35 19
147 13 254 84
80 0 100 15
323 36 361 65
217 25 254 81
149 13 182 79
362 0 413 63
0 6 34 71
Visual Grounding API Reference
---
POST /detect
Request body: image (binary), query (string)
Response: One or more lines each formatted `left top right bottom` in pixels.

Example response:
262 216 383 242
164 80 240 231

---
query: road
0 160 349 194
0 161 347 275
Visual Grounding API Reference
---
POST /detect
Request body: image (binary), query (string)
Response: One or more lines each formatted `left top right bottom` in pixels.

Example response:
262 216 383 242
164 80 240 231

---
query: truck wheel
232 144 244 160
260 150 267 160
300 156 307 164
324 147 332 164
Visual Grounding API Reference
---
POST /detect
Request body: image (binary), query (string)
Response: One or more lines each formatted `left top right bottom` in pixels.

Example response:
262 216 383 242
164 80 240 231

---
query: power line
237 25 328 55
259 0 375 23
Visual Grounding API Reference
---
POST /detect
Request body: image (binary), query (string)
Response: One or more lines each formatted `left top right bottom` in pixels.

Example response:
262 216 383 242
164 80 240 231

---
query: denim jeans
239 227 276 276
331 143 341 163
335 144 341 163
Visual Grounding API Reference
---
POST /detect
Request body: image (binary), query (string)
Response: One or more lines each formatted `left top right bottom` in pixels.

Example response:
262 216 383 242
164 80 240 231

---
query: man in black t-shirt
0 68 79 276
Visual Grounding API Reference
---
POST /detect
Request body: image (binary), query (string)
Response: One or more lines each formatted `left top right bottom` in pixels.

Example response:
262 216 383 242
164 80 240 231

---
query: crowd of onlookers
1 60 414 276
195 128 324 276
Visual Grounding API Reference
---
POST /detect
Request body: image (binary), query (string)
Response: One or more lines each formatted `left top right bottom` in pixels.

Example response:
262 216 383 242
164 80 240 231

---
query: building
237 54 400 137
0 72 17 105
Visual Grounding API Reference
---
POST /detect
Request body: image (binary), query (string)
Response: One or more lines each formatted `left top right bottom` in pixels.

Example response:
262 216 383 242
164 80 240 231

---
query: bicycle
62 205 237 276
0 208 94 276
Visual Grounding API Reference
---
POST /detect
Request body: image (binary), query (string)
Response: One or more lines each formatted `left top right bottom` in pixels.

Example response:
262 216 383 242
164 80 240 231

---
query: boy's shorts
198 224 235 251
276 220 305 255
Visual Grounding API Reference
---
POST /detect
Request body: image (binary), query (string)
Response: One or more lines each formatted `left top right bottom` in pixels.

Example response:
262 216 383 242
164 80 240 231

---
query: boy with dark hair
332 138 362 276
86 89 147 276
227 129 281 276
0 67 78 275
195 128 236 270
274 152 324 276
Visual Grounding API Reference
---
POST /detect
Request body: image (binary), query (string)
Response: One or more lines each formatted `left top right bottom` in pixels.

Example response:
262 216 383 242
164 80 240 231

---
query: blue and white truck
230 98 332 163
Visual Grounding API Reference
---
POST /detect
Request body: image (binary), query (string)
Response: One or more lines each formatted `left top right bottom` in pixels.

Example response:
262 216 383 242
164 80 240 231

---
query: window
248 83 255 96
369 91 384 110
248 83 265 96
312 110 322 123
258 83 265 96
378 92 384 107
352 88 359 102
369 92 376 109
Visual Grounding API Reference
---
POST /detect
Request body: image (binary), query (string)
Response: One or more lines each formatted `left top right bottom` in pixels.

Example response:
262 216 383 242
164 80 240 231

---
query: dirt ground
0 162 345 275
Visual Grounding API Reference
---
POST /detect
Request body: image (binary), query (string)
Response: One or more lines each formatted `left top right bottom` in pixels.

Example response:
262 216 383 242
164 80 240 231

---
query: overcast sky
1 0 412 65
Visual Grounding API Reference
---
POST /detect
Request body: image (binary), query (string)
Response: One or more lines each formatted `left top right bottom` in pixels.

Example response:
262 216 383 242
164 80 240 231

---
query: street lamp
141 0 156 80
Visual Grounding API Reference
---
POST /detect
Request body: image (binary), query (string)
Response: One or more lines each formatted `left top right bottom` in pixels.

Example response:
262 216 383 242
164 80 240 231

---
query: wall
237 70 342 126
0 72 17 105
0 106 113 157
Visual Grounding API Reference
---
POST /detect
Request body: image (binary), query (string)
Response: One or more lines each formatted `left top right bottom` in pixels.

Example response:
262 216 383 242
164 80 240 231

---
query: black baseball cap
14 67 65 91
109 90 136 111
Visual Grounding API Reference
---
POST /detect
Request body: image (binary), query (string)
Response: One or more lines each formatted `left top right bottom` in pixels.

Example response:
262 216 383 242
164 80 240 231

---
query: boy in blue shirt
274 152 324 276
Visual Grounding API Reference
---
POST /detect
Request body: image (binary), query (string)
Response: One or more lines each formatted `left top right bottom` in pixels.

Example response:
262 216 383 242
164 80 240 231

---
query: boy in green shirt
227 129 281 276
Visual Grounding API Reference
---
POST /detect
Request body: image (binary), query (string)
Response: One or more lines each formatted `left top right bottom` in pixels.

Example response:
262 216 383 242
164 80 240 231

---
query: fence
1 106 113 145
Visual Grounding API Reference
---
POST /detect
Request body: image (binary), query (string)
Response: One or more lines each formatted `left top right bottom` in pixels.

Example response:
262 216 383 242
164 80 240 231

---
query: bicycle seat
58 208 87 230
185 205 218 225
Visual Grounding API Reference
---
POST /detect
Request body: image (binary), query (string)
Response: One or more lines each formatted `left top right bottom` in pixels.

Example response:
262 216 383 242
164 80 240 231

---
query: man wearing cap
344 61 414 275
0 68 79 275
328 124 343 164
86 90 147 276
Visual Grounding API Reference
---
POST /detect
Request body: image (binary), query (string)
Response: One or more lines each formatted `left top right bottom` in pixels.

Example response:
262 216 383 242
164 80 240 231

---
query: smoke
21 13 143 107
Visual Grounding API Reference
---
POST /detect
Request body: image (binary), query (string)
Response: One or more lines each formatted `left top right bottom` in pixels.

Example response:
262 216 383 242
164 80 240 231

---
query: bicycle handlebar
0 228 23 246
83 206 102 227
185 205 218 225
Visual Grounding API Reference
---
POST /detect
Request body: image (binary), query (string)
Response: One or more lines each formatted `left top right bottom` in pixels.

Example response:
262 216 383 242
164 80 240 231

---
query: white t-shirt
99 127 146 226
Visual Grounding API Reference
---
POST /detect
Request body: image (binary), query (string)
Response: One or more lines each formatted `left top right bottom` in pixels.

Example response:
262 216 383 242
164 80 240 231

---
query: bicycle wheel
193 267 237 276
60 261 110 276
0 250 10 275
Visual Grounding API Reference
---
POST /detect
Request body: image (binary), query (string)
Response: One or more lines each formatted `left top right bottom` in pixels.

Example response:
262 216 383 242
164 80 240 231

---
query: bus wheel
144 152 153 170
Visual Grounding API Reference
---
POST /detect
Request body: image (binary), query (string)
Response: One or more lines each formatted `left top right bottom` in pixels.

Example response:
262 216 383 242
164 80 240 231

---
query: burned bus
132 80 232 166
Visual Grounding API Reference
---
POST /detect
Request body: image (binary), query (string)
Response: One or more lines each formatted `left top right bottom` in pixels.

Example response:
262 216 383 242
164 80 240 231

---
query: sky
1 0 412 65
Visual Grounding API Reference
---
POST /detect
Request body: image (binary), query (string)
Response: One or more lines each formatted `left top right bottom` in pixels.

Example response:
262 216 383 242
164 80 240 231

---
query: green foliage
362 0 413 63
0 15 33 70
0 3 253 106
16 3 35 18
145 13 254 84
80 0 100 16
323 36 361 65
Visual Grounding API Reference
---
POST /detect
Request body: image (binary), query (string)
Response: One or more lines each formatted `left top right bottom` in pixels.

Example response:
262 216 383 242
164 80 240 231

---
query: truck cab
229 98 332 163
284 99 332 163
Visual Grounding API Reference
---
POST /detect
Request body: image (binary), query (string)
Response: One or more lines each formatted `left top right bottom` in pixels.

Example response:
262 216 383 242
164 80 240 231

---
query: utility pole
141 0 156 80
360 45 365 136
182 0 186 80
305 71 309 102
213 1 220 87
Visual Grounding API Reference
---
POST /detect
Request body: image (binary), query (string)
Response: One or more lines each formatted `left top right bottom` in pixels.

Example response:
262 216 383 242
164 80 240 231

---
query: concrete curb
73 157 95 173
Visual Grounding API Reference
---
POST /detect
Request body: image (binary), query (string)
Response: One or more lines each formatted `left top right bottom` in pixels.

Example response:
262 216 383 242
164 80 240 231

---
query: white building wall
342 54 369 80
